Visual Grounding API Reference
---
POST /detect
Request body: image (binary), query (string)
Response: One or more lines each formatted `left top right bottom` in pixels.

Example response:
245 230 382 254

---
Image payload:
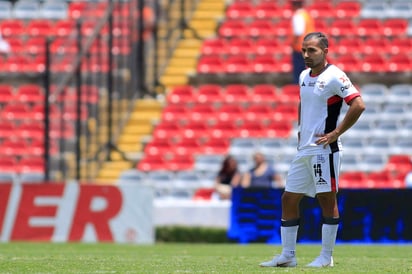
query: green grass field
0 243 411 273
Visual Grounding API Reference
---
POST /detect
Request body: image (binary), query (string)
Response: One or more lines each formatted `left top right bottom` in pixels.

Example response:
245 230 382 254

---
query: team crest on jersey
317 81 325 89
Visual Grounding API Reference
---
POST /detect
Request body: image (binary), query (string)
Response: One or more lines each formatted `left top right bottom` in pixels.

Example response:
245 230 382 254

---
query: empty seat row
196 53 412 74
201 36 412 57
218 18 410 38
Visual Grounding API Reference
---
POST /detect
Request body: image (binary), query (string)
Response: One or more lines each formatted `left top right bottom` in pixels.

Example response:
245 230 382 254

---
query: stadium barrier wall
229 187 412 243
0 183 154 244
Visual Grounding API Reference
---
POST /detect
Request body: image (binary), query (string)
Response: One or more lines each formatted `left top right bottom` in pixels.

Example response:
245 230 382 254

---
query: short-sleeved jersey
297 64 361 155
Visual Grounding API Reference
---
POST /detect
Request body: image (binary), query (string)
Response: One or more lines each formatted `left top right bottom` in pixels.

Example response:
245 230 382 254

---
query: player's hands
315 131 339 148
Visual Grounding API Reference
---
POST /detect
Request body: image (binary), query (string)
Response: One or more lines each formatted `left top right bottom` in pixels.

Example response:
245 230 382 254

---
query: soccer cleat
259 254 297 267
306 256 334 267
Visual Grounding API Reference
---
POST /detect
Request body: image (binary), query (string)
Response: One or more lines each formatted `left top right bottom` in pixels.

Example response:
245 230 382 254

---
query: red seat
0 121 16 138
239 120 267 137
307 2 334 19
247 19 277 37
279 84 300 104
166 85 195 105
223 84 251 103
0 158 18 173
389 37 412 55
251 84 279 103
218 19 248 38
211 120 241 138
193 187 214 200
152 121 184 141
387 54 412 72
174 137 205 155
200 38 228 55
334 1 361 18
226 38 255 55
339 172 369 189
0 139 30 157
6 38 24 53
168 153 194 171
197 55 225 74
182 120 211 139
17 156 45 173
361 54 389 73
143 137 175 156
1 102 31 121
266 120 293 138
0 19 25 37
382 19 408 37
52 19 76 37
224 55 253 74
26 37 47 56
334 54 362 72
271 19 291 37
385 154 412 176
68 1 88 19
203 137 230 154
15 84 44 104
243 103 274 121
15 121 44 141
25 19 53 38
367 171 393 189
195 84 223 104
225 2 254 19
356 19 383 37
0 84 15 104
161 105 190 123
188 104 218 121
50 121 75 139
252 54 278 74
271 104 298 122
216 104 245 121
254 38 290 56
136 155 168 171
253 2 282 19
330 19 357 38
335 37 363 55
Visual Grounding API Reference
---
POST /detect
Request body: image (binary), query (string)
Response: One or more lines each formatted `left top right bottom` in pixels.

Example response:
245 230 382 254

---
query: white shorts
285 152 341 198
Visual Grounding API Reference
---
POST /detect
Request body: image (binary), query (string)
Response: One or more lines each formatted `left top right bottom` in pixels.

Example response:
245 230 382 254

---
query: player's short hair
303 32 329 49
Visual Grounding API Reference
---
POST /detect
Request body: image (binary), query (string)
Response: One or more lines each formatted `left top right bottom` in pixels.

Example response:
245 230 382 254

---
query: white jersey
297 64 361 155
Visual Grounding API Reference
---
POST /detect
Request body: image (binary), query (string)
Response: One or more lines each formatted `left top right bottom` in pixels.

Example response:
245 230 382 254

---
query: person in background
0 30 10 55
241 152 284 188
214 155 241 200
260 32 365 268
290 0 314 84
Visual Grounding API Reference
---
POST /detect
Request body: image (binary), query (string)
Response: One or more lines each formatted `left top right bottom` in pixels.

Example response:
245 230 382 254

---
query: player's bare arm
315 96 365 147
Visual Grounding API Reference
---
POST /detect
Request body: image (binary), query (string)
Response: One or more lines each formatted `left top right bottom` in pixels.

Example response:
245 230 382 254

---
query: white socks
320 223 339 258
281 225 299 258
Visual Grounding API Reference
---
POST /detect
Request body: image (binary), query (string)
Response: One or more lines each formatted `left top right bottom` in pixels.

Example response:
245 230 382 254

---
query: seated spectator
241 152 284 188
0 30 10 55
214 155 241 200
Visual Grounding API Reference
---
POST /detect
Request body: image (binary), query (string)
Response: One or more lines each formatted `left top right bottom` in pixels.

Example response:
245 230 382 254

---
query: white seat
118 169 147 183
381 102 411 121
360 2 390 19
233 154 253 173
229 138 259 157
358 153 387 172
340 154 362 173
173 170 206 189
19 172 45 183
371 120 403 138
387 84 412 104
194 154 224 173
342 137 367 154
258 138 286 155
0 1 12 19
146 171 175 190
13 0 40 19
0 171 18 183
365 137 393 155
387 1 412 18
392 137 412 155
40 1 68 19
360 84 388 104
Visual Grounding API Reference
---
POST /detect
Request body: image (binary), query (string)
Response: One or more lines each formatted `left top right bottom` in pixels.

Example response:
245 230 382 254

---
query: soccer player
260 32 365 268
290 0 314 84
